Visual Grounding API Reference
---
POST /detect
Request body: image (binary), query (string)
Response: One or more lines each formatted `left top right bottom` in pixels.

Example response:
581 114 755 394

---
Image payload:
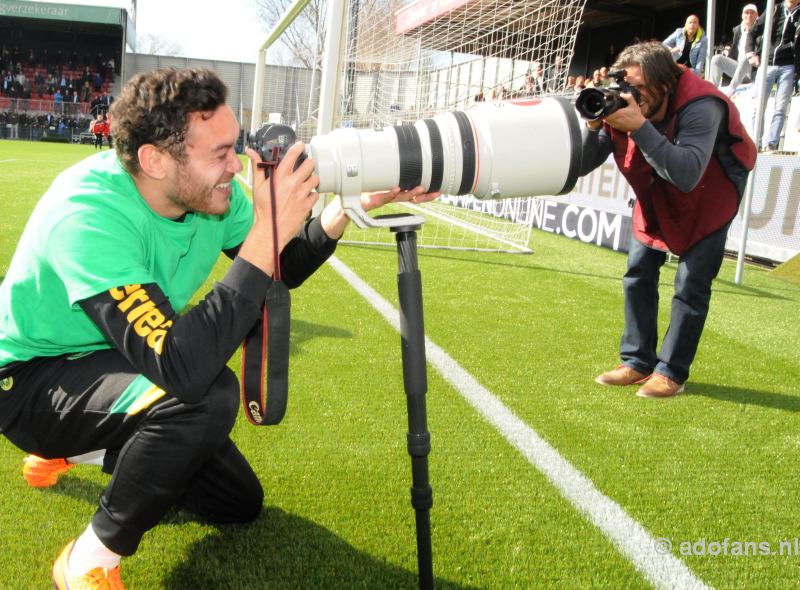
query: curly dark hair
110 68 228 175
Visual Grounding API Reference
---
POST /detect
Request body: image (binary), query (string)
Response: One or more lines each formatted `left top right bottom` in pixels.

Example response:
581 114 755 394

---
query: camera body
575 69 642 121
248 123 307 171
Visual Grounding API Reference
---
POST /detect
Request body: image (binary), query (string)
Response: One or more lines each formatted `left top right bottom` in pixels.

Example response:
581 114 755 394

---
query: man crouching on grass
0 67 437 589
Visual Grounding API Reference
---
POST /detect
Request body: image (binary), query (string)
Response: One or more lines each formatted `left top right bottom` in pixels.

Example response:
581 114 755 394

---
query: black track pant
2 350 263 555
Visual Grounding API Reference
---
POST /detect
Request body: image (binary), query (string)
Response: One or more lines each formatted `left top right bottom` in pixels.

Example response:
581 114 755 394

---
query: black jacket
745 2 800 67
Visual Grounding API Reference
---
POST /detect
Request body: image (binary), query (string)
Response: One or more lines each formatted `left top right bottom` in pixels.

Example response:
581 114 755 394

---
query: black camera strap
241 156 291 426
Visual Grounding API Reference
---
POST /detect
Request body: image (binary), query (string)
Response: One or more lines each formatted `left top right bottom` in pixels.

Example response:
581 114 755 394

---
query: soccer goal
252 0 587 252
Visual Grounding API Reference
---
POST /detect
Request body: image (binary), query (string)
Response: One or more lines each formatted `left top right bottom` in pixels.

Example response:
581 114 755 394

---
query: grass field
0 139 799 589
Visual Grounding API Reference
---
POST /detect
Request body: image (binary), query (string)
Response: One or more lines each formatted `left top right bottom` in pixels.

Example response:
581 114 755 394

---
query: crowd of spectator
0 111 96 141
0 44 117 118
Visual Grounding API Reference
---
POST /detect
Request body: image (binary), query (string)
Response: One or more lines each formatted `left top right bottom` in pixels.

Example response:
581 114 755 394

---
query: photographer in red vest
581 41 756 398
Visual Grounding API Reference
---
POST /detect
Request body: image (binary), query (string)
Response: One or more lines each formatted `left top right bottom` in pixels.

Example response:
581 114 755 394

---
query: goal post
250 0 588 253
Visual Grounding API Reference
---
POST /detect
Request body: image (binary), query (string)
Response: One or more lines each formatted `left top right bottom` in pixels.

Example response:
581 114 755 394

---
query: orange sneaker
595 364 651 386
53 540 125 590
22 455 75 488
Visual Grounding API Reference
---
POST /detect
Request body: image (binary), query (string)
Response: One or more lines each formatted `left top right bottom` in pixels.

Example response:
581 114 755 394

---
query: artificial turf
0 140 798 589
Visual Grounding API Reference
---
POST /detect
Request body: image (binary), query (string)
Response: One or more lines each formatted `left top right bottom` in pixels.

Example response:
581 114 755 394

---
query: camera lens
309 96 581 200
575 88 610 120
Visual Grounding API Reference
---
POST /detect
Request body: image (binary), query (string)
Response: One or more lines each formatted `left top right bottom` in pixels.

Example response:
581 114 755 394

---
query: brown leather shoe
636 373 685 398
595 364 651 386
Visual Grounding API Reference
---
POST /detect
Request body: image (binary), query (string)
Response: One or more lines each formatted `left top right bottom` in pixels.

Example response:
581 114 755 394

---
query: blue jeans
755 64 796 149
619 223 730 384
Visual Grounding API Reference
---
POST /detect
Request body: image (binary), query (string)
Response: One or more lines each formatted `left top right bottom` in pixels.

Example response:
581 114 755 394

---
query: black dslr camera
575 70 642 121
247 123 307 175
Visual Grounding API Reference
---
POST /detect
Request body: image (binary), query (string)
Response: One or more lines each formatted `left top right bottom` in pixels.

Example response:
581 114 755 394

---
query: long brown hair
612 41 683 106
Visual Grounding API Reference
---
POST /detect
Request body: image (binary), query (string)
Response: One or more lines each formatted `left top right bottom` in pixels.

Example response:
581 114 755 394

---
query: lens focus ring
392 125 423 190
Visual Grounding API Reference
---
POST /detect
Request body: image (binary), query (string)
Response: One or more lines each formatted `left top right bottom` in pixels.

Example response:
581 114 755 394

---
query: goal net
255 0 587 252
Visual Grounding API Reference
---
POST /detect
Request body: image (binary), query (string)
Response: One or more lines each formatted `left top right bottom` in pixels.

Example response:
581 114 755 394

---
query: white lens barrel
308 97 580 200
468 97 580 199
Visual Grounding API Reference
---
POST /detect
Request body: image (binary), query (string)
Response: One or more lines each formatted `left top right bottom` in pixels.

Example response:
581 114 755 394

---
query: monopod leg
392 224 434 590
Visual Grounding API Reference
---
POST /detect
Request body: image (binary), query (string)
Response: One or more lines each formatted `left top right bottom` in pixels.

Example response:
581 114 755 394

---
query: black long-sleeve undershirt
77 216 338 403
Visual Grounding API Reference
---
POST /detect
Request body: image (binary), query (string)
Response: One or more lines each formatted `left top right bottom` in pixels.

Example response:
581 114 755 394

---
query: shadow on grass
43 481 476 588
687 381 800 412
346 245 624 283
290 318 352 354
166 507 477 590
712 277 796 301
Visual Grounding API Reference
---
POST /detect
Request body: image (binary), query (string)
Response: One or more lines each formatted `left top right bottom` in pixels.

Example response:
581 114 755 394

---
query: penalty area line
327 254 710 590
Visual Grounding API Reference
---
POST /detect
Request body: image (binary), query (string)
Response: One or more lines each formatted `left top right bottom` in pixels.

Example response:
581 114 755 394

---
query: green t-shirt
0 150 253 366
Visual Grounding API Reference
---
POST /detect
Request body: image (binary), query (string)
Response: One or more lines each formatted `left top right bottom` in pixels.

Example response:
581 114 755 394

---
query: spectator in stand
35 71 45 96
94 71 104 93
100 93 112 114
54 89 63 114
532 62 548 94
9 111 19 139
71 88 80 114
91 112 105 149
603 44 618 69
80 81 92 103
710 4 759 96
21 78 31 109
2 70 13 95
663 14 708 76
8 81 19 105
90 94 102 117
745 0 800 151
473 88 485 102
574 75 587 92
586 69 604 88
599 66 611 87
82 66 93 86
563 75 576 96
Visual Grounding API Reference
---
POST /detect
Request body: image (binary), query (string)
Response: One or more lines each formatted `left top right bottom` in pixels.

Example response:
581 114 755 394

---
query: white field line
0 159 18 164
327 255 711 590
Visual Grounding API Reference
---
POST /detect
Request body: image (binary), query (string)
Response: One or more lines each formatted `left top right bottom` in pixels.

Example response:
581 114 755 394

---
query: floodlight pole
389 218 435 590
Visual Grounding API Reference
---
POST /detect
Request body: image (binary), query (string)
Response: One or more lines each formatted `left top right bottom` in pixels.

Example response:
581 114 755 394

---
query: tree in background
254 0 326 68
136 33 184 57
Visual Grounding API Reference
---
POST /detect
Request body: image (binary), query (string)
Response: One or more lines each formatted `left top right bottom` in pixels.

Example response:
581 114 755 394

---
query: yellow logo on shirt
108 285 174 355
0 377 12 391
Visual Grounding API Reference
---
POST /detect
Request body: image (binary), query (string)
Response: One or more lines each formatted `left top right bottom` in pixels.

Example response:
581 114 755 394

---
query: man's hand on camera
240 143 319 276
361 186 441 212
604 92 646 133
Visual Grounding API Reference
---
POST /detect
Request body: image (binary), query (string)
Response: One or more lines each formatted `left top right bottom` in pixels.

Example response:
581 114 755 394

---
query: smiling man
580 42 756 399
0 68 435 589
